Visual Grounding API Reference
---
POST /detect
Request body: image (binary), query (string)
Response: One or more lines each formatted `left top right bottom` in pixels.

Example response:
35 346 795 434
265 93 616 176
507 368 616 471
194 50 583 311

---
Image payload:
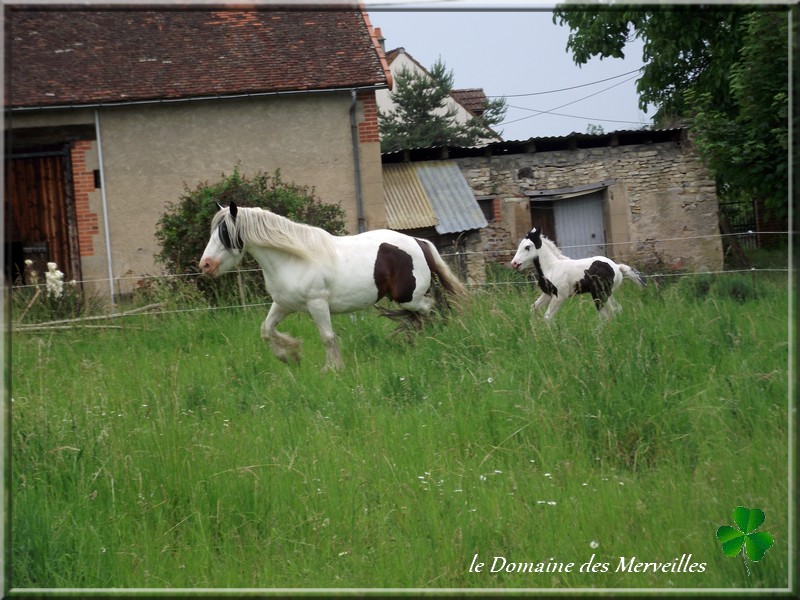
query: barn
5 7 391 300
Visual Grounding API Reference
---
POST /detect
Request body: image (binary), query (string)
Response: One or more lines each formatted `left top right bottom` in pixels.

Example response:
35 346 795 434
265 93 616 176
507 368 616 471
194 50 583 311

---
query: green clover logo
717 506 774 569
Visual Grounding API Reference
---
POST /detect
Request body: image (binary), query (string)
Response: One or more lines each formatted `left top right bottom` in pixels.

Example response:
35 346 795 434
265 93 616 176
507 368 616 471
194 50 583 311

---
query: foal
510 227 646 320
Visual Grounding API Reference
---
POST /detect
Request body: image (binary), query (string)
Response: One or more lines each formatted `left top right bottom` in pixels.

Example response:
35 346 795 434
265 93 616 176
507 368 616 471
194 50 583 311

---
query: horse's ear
229 201 238 221
216 201 224 211
527 227 542 248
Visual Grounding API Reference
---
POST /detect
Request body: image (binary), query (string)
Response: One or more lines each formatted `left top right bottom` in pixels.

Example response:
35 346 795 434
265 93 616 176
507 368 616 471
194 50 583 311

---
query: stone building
384 128 722 280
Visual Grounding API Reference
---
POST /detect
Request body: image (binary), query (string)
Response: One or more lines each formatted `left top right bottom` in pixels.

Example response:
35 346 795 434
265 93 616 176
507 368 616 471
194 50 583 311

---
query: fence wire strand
6 230 791 324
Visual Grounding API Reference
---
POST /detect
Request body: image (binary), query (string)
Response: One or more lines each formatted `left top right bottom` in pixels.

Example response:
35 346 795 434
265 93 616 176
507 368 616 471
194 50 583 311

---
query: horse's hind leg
596 294 623 320
608 296 622 314
307 298 343 372
261 303 302 365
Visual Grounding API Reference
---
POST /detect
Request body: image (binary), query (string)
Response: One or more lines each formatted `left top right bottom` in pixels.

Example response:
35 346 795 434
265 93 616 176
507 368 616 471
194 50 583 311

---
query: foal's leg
261 303 302 364
607 296 623 313
307 298 343 372
591 276 620 320
543 296 566 320
532 293 552 313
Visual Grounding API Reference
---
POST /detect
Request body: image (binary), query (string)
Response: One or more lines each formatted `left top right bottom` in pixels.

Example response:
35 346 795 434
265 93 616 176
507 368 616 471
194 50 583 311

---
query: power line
488 68 642 99
500 75 641 127
505 107 646 126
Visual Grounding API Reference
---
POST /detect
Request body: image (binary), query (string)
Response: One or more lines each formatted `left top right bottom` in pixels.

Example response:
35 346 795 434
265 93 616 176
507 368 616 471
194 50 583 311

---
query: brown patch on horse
573 260 615 310
373 243 416 304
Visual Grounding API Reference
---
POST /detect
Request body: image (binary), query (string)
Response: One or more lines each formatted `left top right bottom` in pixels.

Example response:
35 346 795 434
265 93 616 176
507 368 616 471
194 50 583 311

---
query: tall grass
10 273 790 590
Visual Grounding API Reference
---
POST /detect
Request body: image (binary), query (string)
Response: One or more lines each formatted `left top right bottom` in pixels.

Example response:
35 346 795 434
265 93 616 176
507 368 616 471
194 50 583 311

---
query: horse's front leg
532 293 552 313
261 303 302 364
543 295 566 321
307 298 343 372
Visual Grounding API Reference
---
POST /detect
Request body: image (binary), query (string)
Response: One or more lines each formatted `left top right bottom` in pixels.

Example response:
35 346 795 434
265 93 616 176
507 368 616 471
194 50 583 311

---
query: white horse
510 227 646 320
199 202 467 371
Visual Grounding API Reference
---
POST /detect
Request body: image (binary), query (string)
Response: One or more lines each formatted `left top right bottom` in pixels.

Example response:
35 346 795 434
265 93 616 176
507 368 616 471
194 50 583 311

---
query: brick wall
70 140 100 257
358 91 380 144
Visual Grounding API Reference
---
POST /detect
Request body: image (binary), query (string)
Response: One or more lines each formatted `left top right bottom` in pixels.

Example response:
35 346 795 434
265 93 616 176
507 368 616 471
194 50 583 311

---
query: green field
10 272 791 591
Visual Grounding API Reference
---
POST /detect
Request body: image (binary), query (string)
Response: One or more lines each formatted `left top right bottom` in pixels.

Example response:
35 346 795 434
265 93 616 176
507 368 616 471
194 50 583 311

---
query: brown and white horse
199 202 467 371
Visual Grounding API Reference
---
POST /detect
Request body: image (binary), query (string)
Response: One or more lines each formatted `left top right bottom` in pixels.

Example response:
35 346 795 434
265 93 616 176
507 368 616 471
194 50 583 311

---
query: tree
155 168 346 303
552 6 789 220
687 11 789 219
379 59 507 152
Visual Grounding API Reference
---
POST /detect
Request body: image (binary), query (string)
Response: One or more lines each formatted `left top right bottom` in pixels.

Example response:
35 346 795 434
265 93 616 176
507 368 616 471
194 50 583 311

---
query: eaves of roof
381 128 687 163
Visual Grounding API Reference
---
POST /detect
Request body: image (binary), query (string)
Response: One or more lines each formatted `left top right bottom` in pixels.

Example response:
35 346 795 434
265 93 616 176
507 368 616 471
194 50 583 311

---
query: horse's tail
415 238 469 304
620 264 647 287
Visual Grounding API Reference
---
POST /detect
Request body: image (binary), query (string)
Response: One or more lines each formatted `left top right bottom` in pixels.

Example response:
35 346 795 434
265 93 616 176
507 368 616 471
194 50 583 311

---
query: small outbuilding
383 128 723 281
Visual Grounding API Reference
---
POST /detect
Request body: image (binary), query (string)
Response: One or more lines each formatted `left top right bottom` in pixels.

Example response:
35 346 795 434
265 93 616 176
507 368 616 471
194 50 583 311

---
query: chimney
375 27 386 54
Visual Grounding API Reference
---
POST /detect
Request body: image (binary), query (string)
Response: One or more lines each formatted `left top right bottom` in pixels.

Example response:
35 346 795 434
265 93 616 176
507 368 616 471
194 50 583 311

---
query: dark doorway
5 146 82 285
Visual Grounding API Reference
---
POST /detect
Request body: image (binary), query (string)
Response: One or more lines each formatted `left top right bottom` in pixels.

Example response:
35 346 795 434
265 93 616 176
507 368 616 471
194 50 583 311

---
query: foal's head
199 201 245 277
510 228 544 270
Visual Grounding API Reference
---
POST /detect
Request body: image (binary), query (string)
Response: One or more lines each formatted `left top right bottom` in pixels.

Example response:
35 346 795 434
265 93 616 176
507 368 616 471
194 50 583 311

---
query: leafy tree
687 11 789 218
379 59 507 152
552 7 749 123
155 167 346 303
552 6 789 220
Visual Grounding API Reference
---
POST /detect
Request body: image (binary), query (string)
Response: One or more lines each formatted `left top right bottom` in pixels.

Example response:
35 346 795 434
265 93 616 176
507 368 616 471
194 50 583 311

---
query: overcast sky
368 6 652 141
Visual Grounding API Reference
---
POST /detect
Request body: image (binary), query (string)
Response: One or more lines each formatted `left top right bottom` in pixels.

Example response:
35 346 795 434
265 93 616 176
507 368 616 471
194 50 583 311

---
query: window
477 196 496 224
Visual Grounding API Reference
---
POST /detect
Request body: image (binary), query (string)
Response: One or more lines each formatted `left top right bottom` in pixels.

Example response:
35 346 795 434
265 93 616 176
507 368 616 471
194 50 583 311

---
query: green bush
155 168 347 305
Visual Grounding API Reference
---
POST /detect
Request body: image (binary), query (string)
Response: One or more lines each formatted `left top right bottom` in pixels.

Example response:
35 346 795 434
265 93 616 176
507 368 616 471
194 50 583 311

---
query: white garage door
554 191 606 259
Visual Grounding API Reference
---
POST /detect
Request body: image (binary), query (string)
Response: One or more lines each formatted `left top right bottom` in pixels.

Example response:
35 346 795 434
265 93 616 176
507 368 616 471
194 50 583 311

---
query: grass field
10 271 791 591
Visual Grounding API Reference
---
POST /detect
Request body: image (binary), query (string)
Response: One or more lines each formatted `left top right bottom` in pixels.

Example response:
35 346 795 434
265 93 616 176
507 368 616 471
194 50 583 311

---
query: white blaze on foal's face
510 229 541 270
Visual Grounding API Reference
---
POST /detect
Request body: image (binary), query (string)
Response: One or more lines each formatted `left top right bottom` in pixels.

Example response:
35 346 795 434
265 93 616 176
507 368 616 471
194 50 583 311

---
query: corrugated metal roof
415 161 488 234
383 163 439 230
381 128 685 162
383 161 487 234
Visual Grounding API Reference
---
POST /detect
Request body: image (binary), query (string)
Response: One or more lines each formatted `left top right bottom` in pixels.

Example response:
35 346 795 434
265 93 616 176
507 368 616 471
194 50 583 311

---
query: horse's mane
212 207 337 264
539 234 569 260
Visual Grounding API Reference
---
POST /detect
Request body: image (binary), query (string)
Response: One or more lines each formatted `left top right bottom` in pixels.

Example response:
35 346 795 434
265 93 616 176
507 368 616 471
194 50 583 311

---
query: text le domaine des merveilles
469 553 706 575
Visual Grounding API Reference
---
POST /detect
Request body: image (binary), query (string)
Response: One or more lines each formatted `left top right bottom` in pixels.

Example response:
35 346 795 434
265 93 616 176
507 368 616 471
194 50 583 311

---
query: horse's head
510 228 543 270
199 201 245 277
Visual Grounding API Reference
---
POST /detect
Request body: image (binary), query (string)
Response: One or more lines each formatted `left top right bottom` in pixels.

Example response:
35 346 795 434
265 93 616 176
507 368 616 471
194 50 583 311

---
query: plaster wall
9 92 386 297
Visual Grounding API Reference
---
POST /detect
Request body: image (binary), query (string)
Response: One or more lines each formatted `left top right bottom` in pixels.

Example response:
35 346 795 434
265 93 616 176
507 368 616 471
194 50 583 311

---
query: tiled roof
7 8 390 109
451 88 488 117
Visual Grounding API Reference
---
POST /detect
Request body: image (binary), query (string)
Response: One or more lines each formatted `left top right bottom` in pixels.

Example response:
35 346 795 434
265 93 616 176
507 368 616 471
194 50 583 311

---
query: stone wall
453 132 723 273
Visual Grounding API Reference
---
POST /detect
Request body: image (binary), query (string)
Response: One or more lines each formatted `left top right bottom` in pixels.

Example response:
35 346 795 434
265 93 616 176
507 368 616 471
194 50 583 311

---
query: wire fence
7 230 792 292
6 230 792 327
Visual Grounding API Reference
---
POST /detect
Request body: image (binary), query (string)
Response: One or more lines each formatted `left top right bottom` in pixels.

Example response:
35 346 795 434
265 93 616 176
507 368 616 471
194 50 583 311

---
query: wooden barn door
553 191 606 259
4 147 82 285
